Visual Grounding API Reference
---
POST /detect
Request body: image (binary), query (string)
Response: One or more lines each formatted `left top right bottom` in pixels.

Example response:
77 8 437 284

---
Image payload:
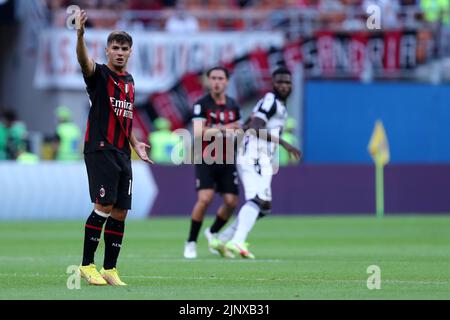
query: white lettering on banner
34 30 285 93
399 35 417 68
302 32 420 75
367 38 384 68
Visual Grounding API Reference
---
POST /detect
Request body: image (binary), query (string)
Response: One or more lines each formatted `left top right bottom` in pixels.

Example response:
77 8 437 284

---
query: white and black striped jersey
241 92 288 160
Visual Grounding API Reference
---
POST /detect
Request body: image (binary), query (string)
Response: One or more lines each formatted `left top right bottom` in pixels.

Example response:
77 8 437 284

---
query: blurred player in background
75 9 152 286
53 106 81 161
212 66 302 259
184 66 241 259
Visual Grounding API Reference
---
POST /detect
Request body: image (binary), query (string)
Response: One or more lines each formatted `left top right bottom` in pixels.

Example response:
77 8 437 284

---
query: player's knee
224 197 238 210
197 194 214 207
95 204 113 214
111 209 127 221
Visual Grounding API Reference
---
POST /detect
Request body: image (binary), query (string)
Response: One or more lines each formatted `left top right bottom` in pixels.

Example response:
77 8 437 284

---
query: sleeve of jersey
82 62 101 90
191 102 206 121
254 93 277 122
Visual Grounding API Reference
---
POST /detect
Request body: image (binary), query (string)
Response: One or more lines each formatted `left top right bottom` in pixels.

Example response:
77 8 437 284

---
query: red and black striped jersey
83 63 135 156
191 94 241 163
191 94 241 126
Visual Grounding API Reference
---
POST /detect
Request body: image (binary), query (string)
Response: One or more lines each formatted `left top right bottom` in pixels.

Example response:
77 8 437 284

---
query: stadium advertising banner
302 30 429 77
34 29 285 93
143 30 431 129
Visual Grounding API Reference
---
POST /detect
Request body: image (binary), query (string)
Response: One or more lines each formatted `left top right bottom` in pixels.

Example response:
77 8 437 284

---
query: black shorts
84 150 132 210
195 163 239 195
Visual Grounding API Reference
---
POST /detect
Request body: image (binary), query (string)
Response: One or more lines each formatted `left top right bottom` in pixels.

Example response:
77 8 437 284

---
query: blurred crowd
44 0 430 11
43 0 449 33
0 109 38 163
0 105 88 163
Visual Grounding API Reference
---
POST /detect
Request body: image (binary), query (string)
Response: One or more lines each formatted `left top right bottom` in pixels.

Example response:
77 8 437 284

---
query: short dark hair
206 66 230 79
107 31 133 47
272 66 292 78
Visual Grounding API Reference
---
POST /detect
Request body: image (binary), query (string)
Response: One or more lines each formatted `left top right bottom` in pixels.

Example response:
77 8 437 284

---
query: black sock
103 217 125 270
187 219 202 242
82 210 107 266
210 216 228 233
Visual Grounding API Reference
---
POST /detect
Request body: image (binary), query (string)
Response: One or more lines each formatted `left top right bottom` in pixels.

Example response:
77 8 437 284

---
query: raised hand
76 10 88 36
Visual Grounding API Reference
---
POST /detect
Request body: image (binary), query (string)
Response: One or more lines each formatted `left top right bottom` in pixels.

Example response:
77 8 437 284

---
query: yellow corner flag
368 120 389 219
368 120 390 166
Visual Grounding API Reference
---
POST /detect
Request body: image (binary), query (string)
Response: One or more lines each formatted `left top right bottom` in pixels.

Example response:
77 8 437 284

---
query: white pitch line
0 273 448 286
0 256 283 263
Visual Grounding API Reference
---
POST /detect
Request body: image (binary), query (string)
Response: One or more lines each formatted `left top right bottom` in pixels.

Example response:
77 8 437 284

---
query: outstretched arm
75 10 95 77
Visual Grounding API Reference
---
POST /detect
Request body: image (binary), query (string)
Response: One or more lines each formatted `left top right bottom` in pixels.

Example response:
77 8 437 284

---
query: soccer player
217 66 301 259
75 10 153 285
183 66 241 259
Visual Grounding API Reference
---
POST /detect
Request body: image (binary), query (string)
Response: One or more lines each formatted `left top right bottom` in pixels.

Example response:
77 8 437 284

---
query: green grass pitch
0 215 449 300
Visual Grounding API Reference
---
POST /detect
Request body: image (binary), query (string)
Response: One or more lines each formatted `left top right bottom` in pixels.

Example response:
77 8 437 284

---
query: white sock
94 209 111 218
231 201 260 243
218 217 239 242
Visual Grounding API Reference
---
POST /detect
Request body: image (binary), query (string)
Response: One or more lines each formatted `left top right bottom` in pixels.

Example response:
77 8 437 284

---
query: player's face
273 73 292 100
106 41 132 69
207 70 228 96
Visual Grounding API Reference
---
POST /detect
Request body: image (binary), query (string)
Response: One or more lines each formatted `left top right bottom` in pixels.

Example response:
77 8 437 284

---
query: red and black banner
140 29 433 130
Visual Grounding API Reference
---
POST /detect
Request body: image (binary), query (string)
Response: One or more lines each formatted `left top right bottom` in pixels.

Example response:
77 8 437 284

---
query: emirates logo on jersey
110 97 133 119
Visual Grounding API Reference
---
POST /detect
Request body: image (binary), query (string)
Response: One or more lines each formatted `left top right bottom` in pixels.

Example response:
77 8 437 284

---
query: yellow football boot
100 268 127 286
79 264 108 285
